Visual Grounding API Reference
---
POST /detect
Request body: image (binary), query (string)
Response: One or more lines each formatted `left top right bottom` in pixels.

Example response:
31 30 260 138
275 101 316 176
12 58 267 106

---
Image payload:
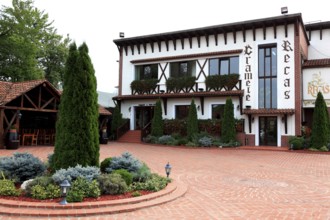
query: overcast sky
2 0 329 93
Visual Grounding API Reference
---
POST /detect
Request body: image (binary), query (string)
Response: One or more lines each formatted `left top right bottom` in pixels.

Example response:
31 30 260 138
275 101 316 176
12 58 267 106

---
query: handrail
141 121 152 142
116 119 130 140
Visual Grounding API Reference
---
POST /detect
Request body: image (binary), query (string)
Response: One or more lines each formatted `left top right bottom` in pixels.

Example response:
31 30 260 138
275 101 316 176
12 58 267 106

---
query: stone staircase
0 180 187 218
117 130 142 143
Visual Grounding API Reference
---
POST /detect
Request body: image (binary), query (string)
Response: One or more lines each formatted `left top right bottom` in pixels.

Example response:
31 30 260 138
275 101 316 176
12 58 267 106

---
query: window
211 104 225 119
135 64 158 80
175 105 189 119
170 61 196 78
209 57 239 75
258 45 277 109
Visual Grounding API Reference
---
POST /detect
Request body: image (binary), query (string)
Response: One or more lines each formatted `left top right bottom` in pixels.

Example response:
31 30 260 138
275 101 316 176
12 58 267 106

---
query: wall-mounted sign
303 70 330 107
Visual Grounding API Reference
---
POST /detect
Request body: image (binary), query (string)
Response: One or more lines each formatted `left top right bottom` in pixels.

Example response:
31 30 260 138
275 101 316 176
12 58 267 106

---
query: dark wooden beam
242 27 246 42
162 97 167 115
143 43 147 54
253 27 256 41
173 39 176 50
137 44 140 54
41 97 55 109
283 114 288 134
224 31 227 45
205 35 209 47
273 24 277 39
320 27 323 40
38 86 42 108
233 30 236 43
199 96 204 115
284 22 288 37
150 42 154 53
214 33 218 46
130 45 134 55
3 106 58 113
181 38 184 49
158 41 161 52
0 109 4 147
124 46 128 56
197 35 201 48
165 40 169 51
189 37 192 48
263 25 266 40
24 94 38 109
248 114 252 133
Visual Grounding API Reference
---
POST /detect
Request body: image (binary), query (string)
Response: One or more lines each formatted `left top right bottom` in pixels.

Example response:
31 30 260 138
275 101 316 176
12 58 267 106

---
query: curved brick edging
0 180 187 217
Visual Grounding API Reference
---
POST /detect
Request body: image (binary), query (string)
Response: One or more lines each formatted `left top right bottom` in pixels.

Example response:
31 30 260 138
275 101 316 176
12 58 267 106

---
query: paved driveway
1 143 330 219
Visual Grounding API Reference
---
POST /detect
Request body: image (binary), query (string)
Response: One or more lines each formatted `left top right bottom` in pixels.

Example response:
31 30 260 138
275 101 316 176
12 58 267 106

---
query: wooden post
0 109 4 149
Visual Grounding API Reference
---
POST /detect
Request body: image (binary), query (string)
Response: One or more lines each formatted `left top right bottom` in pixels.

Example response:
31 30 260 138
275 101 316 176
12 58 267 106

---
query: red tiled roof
0 80 51 105
99 105 111 115
303 59 330 68
243 108 295 115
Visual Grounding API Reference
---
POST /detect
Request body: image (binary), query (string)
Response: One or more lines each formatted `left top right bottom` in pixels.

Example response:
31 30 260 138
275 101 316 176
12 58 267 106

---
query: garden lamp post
165 162 172 178
59 179 71 205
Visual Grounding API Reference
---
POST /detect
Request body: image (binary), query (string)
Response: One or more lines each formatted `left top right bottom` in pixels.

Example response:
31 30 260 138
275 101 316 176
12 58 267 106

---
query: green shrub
100 158 112 173
131 191 141 197
25 176 54 197
113 169 133 186
157 135 175 145
198 119 221 137
130 174 170 192
143 135 158 144
132 163 152 183
97 173 127 195
166 76 196 92
106 152 142 173
163 119 187 136
289 136 304 150
0 179 21 196
320 146 329 152
0 152 46 183
66 177 100 202
131 79 158 94
30 184 61 200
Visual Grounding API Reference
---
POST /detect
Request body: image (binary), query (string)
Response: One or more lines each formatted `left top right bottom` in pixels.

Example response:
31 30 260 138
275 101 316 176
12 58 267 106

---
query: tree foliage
311 92 330 149
111 104 123 139
221 97 236 143
187 99 198 139
0 0 70 87
53 42 99 170
151 99 163 136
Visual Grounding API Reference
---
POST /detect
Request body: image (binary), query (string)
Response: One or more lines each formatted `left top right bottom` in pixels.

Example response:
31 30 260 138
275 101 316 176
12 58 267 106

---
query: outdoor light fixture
281 7 288 14
59 179 71 205
198 88 204 92
18 110 22 119
119 32 125 38
160 90 165 93
165 162 172 178
197 105 200 111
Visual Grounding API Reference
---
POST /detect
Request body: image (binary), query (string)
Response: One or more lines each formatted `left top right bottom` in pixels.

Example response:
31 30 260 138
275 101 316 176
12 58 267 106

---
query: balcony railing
130 78 242 95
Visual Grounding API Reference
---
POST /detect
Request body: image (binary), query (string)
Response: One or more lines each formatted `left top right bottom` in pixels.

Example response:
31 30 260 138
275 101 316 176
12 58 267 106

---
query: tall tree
53 42 99 170
187 99 198 139
221 97 236 143
151 99 163 137
0 0 70 87
310 92 329 149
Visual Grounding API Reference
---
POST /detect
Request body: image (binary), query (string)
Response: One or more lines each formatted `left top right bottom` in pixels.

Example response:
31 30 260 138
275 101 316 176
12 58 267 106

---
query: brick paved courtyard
1 143 330 219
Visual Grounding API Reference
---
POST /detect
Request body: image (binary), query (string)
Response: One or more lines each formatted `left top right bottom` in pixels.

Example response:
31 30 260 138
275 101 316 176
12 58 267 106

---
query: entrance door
259 116 277 146
134 106 153 130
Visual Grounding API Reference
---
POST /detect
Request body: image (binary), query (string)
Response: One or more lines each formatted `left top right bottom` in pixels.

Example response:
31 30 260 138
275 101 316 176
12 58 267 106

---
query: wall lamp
281 6 288 14
128 107 131 112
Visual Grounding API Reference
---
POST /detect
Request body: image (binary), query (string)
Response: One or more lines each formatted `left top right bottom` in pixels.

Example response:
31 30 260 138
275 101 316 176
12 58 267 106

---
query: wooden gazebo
0 80 111 149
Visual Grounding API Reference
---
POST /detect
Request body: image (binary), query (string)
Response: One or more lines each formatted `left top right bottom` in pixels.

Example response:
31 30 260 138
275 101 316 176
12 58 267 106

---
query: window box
130 79 159 94
205 74 239 91
166 76 196 93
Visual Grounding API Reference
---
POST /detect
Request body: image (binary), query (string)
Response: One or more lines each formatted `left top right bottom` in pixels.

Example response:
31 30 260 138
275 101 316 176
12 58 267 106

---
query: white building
113 13 330 147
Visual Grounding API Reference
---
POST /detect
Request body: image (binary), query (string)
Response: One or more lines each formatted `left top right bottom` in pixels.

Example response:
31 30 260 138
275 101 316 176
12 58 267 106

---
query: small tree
221 98 236 143
310 92 329 149
111 104 123 139
53 42 99 170
151 99 163 136
187 99 198 139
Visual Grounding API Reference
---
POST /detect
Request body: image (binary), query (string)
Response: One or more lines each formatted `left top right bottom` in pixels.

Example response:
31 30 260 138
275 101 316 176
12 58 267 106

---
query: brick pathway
1 143 330 219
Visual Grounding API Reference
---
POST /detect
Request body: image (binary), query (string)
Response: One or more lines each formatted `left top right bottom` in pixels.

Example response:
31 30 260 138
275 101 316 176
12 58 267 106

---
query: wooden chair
31 129 39 146
43 129 51 145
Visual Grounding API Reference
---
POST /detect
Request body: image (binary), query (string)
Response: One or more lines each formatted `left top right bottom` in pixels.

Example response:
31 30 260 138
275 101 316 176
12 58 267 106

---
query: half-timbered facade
113 13 330 147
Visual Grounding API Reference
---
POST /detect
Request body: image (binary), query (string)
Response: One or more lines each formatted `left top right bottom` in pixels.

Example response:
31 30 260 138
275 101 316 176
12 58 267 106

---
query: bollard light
165 162 172 178
59 179 71 205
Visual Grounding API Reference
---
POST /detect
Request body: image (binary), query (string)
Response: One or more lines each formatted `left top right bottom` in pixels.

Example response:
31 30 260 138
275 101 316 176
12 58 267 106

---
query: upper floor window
209 57 239 76
170 61 196 78
135 64 158 80
258 45 277 109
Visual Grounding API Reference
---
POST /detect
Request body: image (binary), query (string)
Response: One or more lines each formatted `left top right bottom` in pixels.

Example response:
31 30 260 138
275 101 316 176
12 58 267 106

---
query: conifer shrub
105 152 142 173
288 136 304 150
221 98 236 143
30 184 61 200
25 176 54 197
151 99 164 137
100 157 113 173
311 92 330 149
132 163 152 183
187 99 198 139
52 164 100 184
0 152 46 183
97 173 127 195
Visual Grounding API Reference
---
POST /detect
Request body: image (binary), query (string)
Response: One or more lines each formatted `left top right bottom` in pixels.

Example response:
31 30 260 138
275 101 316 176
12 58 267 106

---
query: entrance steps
117 130 141 143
